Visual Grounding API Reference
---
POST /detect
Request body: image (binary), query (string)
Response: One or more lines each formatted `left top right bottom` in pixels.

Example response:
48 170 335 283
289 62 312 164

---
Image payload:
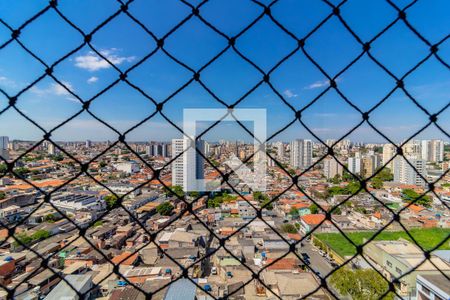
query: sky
0 0 449 143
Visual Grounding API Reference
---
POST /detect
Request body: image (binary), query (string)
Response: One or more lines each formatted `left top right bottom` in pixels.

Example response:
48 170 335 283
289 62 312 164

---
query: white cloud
74 49 136 71
87 76 99 84
283 89 298 98
30 81 75 98
304 79 329 90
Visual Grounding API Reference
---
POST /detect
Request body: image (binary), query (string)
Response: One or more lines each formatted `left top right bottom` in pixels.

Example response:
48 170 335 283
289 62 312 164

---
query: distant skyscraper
382 144 396 170
323 158 343 179
362 155 380 177
348 153 362 175
171 138 205 191
85 140 92 148
430 140 444 162
0 136 9 160
393 156 427 186
47 143 56 155
275 141 285 160
289 139 312 169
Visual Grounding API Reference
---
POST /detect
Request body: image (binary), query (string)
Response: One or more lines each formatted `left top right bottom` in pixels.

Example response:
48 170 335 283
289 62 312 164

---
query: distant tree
401 189 432 207
281 223 297 234
156 201 174 216
14 167 30 177
330 268 394 300
51 154 64 161
289 207 299 217
188 191 200 199
165 185 184 198
0 191 5 200
0 163 7 174
309 203 320 214
330 174 341 184
31 230 50 241
104 194 118 209
44 214 57 223
254 192 272 210
99 161 107 168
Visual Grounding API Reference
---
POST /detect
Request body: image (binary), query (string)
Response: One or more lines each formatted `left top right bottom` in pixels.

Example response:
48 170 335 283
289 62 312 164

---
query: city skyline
1 1 449 142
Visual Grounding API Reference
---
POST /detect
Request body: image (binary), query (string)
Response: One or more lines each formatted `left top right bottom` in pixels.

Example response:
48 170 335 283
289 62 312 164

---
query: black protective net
0 0 449 299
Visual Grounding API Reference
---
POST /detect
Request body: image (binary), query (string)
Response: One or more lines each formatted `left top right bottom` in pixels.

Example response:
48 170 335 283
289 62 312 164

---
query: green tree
156 201 174 216
330 268 393 300
104 194 118 209
0 163 6 174
0 191 5 200
14 167 30 177
281 223 298 234
254 192 272 210
31 230 50 241
289 207 299 217
401 189 432 207
44 214 57 223
165 185 184 198
309 203 319 214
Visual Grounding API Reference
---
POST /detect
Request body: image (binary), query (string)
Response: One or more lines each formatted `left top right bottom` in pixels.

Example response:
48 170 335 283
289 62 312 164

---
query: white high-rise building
421 140 444 162
0 136 9 160
47 143 56 155
289 139 312 169
171 138 205 192
382 143 396 170
393 156 427 186
275 141 284 160
348 153 362 175
430 140 444 162
323 158 343 179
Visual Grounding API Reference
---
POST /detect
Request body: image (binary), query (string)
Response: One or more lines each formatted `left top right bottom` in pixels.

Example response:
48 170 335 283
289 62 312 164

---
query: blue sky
0 0 449 143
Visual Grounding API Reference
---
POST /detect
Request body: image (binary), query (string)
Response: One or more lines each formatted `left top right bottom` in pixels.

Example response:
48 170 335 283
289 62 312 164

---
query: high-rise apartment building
171 138 205 192
382 143 396 170
362 155 380 177
289 139 312 169
421 140 444 162
393 156 427 186
0 136 9 160
275 141 285 160
323 158 343 179
348 153 362 175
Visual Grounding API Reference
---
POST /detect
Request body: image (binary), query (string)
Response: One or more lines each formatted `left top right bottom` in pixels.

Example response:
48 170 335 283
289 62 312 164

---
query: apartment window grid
0 0 448 299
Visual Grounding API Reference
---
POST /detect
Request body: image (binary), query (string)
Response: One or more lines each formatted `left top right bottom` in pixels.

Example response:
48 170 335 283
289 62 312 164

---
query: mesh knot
49 0 57 8
362 112 369 121
82 101 91 110
429 114 437 122
84 34 92 43
9 96 17 106
430 44 438 53
193 72 200 81
11 30 20 39
228 37 236 46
